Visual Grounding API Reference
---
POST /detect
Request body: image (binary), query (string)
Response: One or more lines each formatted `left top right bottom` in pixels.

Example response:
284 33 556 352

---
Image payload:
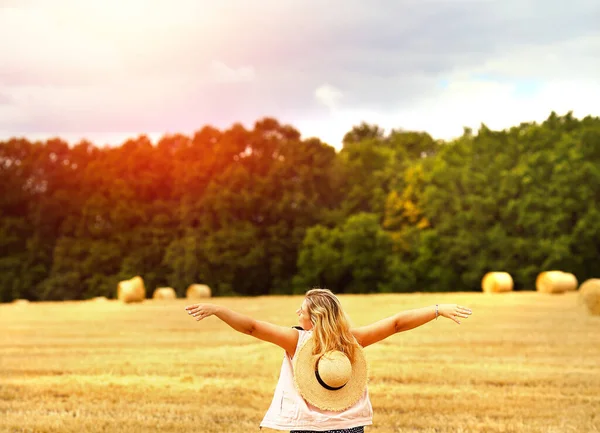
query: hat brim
293 337 368 412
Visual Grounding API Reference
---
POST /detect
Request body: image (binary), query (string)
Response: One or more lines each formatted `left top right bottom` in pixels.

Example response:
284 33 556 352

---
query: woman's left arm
351 304 472 348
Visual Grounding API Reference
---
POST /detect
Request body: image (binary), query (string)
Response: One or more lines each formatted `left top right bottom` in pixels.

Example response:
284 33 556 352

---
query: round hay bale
564 273 579 291
153 287 177 300
186 284 212 299
12 299 29 305
536 271 578 294
117 276 146 303
481 272 513 293
579 279 600 315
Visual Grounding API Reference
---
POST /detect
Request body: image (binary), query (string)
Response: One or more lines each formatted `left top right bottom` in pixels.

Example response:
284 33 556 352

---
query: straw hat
293 336 368 412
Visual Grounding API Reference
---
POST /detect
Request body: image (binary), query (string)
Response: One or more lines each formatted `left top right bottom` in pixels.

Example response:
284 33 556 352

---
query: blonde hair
304 288 360 362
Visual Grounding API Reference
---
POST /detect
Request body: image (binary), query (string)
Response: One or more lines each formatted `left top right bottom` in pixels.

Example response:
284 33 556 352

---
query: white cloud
296 35 600 148
315 84 343 112
1 0 599 150
210 61 255 83
392 37 600 140
471 35 600 81
302 76 600 149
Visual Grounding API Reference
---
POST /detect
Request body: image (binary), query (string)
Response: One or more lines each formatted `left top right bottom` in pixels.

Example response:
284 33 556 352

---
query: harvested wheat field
1 291 599 433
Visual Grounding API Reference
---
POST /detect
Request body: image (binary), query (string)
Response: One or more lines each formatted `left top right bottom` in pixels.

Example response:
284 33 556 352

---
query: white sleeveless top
260 329 373 431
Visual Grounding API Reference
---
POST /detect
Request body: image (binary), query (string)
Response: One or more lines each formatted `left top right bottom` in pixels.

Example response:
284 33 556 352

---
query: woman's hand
438 304 472 324
185 303 219 321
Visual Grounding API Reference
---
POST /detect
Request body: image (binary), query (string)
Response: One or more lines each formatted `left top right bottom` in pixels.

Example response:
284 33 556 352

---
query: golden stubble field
1 291 599 433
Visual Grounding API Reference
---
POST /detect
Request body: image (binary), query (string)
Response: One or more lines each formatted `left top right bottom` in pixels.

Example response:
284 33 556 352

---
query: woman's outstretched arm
351 304 472 348
185 303 299 356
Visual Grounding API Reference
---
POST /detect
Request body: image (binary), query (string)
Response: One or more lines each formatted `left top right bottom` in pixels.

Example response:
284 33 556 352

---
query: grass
1 291 599 433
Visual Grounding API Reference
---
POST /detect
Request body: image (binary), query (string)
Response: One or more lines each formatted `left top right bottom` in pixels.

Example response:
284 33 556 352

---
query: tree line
1 112 599 302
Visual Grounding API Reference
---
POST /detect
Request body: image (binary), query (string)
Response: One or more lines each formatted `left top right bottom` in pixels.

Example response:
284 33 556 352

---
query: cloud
210 61 256 83
315 84 343 112
0 0 599 149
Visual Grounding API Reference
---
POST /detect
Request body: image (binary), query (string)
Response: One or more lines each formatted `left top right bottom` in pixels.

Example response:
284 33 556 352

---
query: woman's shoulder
291 326 313 335
291 326 313 344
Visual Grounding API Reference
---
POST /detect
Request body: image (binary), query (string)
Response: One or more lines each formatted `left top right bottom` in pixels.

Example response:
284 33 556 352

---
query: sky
1 0 599 150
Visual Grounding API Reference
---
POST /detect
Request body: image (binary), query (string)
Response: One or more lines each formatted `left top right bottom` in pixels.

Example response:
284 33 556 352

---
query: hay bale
536 271 578 294
117 276 146 303
153 287 177 300
579 279 600 315
91 296 108 302
481 272 513 293
186 284 211 299
564 273 579 291
12 299 29 305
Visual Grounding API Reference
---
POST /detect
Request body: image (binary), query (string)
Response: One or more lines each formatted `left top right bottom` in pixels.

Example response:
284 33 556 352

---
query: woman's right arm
185 303 299 356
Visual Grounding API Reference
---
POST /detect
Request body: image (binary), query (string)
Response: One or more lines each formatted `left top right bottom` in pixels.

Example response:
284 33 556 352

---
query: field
1 291 599 433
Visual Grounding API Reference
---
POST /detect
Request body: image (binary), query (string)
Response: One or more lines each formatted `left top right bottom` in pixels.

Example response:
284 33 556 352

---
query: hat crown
317 350 352 389
294 334 368 412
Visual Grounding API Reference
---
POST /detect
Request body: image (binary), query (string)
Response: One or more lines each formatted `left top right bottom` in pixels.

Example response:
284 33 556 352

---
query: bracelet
435 304 439 320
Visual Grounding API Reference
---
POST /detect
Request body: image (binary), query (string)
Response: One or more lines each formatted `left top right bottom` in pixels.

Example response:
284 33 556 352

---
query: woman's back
260 328 373 432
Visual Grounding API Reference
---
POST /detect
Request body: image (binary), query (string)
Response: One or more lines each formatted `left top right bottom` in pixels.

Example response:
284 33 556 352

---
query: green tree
391 112 600 291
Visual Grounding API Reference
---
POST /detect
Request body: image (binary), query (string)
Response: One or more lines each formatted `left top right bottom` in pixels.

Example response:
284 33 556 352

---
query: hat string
314 357 347 391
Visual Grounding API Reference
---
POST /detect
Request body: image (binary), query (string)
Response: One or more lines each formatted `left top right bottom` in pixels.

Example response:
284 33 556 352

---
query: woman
185 288 472 432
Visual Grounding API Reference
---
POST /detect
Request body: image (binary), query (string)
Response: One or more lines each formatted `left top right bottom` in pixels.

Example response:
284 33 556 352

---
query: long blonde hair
304 288 360 362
